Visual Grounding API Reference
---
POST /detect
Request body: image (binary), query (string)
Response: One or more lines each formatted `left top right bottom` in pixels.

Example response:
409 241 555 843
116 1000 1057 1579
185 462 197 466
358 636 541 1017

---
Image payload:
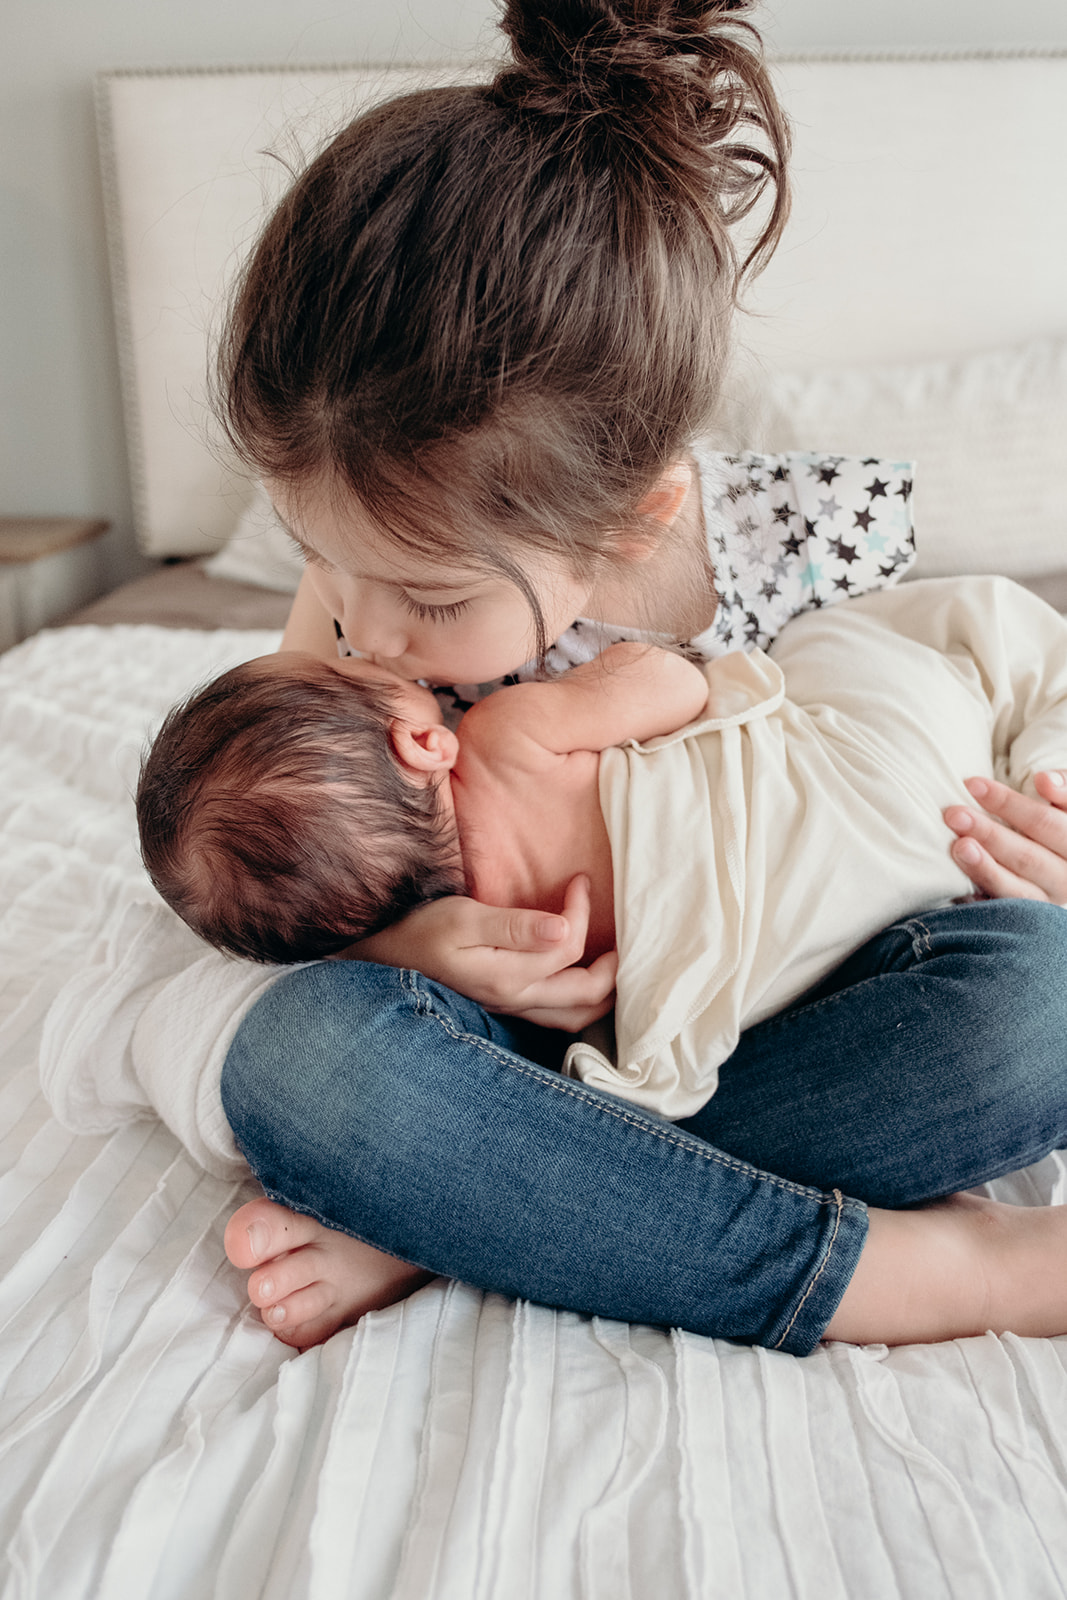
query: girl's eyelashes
286 536 333 572
398 593 472 624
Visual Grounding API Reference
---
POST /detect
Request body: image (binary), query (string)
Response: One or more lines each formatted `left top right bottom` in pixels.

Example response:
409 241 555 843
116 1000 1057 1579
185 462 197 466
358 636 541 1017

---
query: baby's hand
349 875 618 1029
944 772 1067 906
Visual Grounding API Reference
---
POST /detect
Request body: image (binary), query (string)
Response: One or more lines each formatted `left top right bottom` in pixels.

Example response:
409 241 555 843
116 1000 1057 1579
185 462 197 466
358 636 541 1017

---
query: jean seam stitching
413 981 839 1203
774 1186 845 1351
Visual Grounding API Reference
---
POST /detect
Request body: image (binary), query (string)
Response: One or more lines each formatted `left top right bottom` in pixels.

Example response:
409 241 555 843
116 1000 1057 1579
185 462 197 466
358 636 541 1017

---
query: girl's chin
425 664 520 687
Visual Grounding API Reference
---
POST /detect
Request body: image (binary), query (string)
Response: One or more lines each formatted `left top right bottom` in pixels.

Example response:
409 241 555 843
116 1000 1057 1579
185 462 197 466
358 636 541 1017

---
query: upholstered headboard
97 53 1067 559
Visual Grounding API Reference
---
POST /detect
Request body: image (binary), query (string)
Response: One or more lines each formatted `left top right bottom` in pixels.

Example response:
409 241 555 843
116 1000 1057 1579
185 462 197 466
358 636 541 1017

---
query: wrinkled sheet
3 623 1067 1600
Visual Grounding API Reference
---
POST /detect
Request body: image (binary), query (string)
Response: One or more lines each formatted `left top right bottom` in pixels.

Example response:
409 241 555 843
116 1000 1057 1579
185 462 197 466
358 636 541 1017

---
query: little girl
210 0 1067 1354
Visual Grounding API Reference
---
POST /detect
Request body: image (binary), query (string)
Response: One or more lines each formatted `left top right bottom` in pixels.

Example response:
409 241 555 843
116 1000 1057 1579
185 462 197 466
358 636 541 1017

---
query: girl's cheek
308 568 349 624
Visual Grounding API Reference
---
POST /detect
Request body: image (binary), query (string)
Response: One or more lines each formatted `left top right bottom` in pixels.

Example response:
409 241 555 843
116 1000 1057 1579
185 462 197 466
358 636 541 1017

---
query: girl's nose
340 591 409 661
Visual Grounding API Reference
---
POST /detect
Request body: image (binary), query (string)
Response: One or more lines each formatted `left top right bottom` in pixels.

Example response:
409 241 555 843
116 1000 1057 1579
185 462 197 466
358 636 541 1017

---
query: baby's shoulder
459 683 568 774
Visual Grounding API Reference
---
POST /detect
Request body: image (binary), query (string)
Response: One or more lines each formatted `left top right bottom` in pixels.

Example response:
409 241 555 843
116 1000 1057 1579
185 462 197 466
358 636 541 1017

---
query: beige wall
4 0 1066 588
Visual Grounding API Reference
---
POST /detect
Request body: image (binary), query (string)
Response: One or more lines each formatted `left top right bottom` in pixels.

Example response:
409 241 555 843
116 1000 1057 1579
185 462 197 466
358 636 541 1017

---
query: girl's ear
389 720 460 782
640 458 693 526
618 458 694 561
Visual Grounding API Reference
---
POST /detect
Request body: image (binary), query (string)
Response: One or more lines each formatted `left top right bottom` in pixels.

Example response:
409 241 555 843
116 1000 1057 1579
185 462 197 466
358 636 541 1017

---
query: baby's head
217 1 789 666
136 653 464 964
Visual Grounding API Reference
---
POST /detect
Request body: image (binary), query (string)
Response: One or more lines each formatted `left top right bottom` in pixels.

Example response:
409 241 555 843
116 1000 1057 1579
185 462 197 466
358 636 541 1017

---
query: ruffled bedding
4 622 1067 1598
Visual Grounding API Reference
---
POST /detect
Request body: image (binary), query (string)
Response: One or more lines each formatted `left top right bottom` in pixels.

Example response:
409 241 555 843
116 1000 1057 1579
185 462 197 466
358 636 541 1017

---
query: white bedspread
3 623 1067 1599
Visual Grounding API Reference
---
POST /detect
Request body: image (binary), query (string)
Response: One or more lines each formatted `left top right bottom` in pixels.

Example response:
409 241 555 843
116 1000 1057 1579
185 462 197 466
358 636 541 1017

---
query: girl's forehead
268 484 486 589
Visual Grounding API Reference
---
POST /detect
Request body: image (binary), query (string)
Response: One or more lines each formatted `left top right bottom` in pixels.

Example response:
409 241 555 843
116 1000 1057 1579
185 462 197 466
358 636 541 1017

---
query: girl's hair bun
494 0 788 276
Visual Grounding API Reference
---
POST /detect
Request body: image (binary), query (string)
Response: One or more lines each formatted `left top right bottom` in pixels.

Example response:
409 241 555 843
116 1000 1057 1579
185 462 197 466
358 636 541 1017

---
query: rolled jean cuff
768 1190 868 1356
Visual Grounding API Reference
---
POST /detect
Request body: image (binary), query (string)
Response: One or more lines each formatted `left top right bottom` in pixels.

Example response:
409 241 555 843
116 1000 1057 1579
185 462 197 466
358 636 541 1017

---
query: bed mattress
3 622 1067 1598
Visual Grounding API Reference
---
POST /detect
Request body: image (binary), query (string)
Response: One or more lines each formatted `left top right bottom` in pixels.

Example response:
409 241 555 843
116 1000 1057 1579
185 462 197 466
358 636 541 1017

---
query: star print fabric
693 449 916 656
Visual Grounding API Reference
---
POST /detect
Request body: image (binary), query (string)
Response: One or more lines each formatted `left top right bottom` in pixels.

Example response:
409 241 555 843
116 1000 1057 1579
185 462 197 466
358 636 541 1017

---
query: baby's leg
225 1198 433 1349
825 1195 1067 1345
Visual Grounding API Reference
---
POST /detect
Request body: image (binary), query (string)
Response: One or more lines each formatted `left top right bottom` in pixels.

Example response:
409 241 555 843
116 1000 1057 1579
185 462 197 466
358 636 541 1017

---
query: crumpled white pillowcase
204 482 305 593
716 335 1067 580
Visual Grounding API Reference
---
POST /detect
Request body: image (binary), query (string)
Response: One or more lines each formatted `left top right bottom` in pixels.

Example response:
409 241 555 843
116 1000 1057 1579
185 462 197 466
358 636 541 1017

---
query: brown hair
218 1 789 653
136 659 464 964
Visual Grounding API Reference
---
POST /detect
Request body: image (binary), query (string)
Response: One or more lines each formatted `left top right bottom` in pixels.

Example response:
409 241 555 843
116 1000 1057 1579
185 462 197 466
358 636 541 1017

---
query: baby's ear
389 720 459 782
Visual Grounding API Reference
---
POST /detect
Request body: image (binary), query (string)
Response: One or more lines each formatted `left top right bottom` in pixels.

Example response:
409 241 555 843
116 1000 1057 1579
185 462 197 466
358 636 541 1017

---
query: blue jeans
221 901 1067 1356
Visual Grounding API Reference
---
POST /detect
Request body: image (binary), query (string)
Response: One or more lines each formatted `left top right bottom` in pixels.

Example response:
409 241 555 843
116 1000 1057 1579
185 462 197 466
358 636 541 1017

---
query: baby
138 574 1067 1119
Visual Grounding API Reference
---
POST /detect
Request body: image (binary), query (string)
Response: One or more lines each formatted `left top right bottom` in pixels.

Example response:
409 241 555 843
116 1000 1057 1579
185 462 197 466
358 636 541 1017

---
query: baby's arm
469 642 709 762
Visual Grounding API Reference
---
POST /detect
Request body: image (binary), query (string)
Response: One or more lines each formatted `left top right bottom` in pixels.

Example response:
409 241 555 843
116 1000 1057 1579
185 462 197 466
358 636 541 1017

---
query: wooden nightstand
0 517 109 653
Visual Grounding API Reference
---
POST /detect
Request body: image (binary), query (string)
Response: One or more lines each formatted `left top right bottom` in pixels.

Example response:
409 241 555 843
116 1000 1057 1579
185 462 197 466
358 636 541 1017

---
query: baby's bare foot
224 1197 433 1350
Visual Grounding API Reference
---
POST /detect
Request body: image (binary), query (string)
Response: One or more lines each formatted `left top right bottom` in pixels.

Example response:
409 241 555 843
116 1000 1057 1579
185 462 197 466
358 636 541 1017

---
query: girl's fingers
945 774 1067 904
557 873 592 941
350 882 601 1010
351 896 575 980
1032 768 1067 811
964 774 1067 850
460 882 592 958
464 875 592 970
505 949 619 1031
946 833 1049 903
485 906 575 956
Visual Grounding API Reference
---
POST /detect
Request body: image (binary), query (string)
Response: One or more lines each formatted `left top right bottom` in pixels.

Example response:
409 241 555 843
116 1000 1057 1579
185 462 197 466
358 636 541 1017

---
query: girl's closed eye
399 594 473 624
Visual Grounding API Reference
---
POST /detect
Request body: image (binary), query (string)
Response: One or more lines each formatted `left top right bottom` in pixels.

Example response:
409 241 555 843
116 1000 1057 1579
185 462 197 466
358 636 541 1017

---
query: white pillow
716 336 1067 579
203 483 304 593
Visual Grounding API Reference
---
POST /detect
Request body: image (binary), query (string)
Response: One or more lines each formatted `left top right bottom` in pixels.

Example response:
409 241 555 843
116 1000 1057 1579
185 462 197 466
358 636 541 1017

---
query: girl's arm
280 570 339 657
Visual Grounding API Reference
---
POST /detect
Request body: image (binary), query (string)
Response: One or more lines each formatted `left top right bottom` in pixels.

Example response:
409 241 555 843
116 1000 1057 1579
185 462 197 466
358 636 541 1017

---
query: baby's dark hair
218 0 789 655
136 658 464 964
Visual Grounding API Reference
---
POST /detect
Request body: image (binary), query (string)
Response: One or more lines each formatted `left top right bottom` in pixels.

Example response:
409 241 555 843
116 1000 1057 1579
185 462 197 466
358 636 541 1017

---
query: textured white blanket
4 623 1067 1599
23 626 284 1178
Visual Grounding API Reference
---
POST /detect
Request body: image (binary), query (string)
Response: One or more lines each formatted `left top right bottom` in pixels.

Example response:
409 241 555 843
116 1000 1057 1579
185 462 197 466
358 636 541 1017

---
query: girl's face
269 481 595 684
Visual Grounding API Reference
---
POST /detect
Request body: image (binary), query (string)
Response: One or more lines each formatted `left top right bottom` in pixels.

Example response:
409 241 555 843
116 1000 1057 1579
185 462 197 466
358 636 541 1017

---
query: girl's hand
944 772 1067 905
349 875 618 1031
